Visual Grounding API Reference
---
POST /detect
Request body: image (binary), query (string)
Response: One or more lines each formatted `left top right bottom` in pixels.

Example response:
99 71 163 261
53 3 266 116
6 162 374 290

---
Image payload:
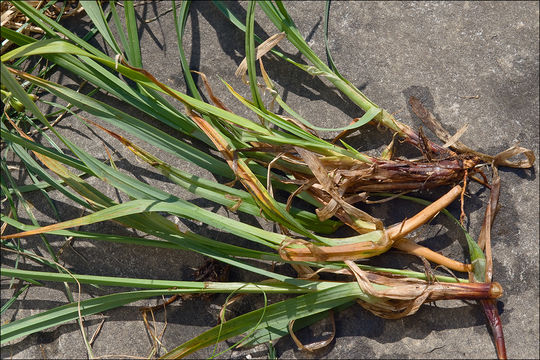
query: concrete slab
2 1 538 359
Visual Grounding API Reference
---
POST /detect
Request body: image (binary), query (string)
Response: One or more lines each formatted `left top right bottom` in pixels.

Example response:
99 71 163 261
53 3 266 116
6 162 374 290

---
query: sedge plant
1 1 534 358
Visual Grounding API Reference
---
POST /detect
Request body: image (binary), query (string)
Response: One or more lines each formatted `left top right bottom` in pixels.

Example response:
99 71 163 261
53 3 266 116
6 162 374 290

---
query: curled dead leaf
288 311 336 353
235 32 286 78
493 145 536 168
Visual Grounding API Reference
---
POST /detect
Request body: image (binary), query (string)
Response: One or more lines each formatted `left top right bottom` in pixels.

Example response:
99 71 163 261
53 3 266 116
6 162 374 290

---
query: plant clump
0 1 535 359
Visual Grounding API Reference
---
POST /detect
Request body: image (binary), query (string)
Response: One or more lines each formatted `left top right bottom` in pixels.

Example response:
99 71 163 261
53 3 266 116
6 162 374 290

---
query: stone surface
1 1 538 359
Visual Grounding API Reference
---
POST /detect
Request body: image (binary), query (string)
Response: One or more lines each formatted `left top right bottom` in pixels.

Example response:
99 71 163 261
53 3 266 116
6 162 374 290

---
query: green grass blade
0 126 90 173
241 301 354 348
467 237 487 282
10 0 105 58
4 216 448 285
2 40 270 135
0 284 31 315
2 211 296 284
81 1 123 55
109 1 129 54
161 282 372 358
1 152 81 323
1 29 200 137
258 1 379 113
173 0 202 99
5 50 328 243
1 63 57 134
94 131 329 231
0 276 341 346
271 84 380 132
2 197 285 249
12 72 232 176
1 216 281 265
0 26 34 47
0 159 19 222
1 216 182 251
2 237 60 269
4 30 370 248
0 161 58 263
245 1 265 112
8 0 208 141
323 0 342 77
212 1 250 34
5 79 333 232
0 288 239 344
7 140 89 208
212 1 322 72
123 0 143 68
223 80 373 161
1 268 318 294
0 0 54 48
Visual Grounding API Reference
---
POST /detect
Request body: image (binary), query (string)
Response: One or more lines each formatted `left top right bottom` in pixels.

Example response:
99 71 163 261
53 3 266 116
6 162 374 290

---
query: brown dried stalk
474 167 506 359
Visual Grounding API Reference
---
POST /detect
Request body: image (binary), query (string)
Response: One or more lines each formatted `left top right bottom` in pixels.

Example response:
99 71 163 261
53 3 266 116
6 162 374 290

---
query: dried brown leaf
288 311 335 353
409 96 535 168
478 167 501 281
443 123 469 148
294 147 380 232
190 70 231 112
493 145 535 168
235 32 286 78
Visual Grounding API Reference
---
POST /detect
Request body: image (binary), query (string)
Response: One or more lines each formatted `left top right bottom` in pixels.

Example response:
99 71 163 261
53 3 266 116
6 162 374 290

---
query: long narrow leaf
162 282 375 358
123 0 142 68
245 1 265 112
81 1 123 55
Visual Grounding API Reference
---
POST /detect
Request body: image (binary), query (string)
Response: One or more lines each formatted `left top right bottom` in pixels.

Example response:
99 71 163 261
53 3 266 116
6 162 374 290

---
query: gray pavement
1 1 538 359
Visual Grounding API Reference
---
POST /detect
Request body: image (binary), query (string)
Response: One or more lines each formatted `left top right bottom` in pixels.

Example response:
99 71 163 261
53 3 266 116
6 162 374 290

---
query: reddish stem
481 299 507 359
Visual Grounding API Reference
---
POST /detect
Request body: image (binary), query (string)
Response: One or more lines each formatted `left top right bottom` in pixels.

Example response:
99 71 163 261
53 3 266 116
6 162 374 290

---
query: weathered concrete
2 1 538 359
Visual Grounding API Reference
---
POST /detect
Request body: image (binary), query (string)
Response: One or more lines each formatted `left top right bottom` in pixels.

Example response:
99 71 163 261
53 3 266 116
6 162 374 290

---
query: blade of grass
7 140 90 208
1 215 277 261
3 110 196 239
81 1 123 55
245 1 265 112
1 142 93 355
323 0 342 78
1 198 286 249
1 268 326 294
0 287 280 345
240 301 353 348
212 0 309 72
109 1 129 49
1 25 201 137
260 59 381 132
82 117 335 232
161 282 374 358
0 284 31 315
123 0 142 68
3 62 379 248
0 160 57 264
10 71 233 176
2 216 466 285
173 0 201 99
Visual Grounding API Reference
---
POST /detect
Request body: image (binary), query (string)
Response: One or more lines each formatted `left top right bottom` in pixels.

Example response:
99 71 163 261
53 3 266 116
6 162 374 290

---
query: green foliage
0 1 497 358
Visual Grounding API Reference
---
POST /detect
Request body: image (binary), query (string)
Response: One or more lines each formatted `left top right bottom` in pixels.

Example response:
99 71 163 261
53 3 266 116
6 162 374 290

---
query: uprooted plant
0 1 535 359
